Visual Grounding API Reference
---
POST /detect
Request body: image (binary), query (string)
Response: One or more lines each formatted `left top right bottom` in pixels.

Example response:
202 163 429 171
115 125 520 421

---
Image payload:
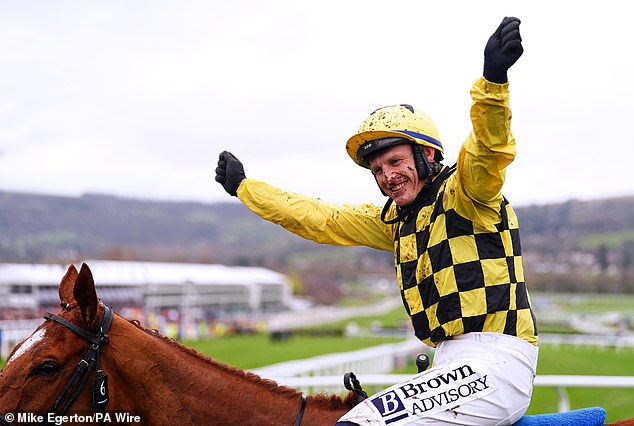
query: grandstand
1 260 295 356
0 260 293 315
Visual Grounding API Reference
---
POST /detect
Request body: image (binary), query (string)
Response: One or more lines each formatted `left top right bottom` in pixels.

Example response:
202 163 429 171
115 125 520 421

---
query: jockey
215 16 538 425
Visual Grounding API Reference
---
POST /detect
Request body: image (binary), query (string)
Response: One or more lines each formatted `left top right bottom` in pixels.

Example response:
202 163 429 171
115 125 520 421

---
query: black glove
483 17 523 84
215 151 246 196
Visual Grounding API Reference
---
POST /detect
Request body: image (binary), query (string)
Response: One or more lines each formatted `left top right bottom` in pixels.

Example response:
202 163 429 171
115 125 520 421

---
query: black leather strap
293 395 307 426
44 307 112 347
45 306 113 416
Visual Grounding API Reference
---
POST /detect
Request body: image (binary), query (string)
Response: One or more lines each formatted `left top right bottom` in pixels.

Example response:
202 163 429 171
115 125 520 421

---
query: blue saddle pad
514 407 606 426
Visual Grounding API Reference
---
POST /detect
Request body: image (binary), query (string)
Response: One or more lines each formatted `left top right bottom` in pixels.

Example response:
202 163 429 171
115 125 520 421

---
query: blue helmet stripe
393 130 443 150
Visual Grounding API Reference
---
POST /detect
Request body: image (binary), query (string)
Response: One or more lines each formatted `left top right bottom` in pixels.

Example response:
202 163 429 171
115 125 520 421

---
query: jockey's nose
380 167 397 183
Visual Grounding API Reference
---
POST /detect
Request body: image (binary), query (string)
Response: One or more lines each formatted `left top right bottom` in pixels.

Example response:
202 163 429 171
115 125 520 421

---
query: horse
0 263 632 425
0 263 359 425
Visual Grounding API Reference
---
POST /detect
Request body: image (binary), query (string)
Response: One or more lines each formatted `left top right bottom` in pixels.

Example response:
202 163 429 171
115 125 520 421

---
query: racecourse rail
3 318 634 412
253 336 634 413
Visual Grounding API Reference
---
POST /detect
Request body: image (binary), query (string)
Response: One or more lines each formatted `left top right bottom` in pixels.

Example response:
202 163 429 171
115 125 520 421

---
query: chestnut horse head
0 263 358 426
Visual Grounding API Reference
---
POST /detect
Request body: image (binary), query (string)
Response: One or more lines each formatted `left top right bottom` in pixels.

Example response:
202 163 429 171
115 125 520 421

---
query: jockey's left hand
483 16 523 83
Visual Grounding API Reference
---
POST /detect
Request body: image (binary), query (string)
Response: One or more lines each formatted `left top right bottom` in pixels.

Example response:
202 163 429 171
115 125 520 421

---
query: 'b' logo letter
371 391 404 417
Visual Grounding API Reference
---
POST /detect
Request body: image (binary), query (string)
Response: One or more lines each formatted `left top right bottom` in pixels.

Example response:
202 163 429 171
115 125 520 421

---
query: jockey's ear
74 263 100 326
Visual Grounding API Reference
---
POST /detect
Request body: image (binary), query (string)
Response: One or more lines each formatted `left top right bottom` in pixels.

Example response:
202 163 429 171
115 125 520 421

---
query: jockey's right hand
215 151 246 197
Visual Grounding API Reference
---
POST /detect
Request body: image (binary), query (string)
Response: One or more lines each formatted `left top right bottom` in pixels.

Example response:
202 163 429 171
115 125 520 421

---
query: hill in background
2 190 634 299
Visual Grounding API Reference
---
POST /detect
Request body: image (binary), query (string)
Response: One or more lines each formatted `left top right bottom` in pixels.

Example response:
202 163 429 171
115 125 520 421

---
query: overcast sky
1 1 632 208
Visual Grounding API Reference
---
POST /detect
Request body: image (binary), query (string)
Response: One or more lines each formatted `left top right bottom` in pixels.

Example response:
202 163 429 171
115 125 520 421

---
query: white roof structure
0 260 286 286
0 260 292 311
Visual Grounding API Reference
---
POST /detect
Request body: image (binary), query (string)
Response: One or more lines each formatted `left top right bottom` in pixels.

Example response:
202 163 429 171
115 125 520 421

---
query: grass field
3 292 634 422
183 333 404 369
539 291 634 315
185 335 634 422
527 345 634 421
2 336 633 421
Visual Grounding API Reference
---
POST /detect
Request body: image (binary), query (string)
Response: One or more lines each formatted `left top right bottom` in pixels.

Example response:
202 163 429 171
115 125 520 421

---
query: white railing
4 318 634 413
252 337 634 413
253 338 429 386
261 374 634 413
539 333 634 350
534 375 634 412
253 334 634 385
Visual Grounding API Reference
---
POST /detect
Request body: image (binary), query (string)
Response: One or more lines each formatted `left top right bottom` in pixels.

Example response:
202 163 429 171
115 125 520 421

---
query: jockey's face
369 144 427 207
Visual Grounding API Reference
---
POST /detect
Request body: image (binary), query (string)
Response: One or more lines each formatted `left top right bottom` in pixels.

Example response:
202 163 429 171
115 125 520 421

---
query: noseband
0 305 113 426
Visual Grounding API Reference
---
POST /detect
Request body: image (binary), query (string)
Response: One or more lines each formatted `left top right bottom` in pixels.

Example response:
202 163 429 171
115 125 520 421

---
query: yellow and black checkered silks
236 77 538 349
394 178 538 347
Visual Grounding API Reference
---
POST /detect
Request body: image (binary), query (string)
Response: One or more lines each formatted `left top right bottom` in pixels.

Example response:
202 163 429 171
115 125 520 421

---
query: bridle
0 305 113 426
0 305 310 426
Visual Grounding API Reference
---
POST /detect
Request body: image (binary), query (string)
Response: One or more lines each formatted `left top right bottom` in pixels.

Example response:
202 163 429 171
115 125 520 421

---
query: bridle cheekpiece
0 305 114 426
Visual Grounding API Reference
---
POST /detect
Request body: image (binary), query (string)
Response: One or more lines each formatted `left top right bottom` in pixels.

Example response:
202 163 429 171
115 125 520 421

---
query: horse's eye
34 361 60 376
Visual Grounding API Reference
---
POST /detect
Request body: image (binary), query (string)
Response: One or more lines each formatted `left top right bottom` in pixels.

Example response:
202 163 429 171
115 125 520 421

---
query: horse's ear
74 263 100 326
59 264 79 308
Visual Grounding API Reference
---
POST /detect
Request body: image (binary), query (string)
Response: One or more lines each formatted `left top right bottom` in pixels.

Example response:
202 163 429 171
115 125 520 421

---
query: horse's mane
124 317 358 409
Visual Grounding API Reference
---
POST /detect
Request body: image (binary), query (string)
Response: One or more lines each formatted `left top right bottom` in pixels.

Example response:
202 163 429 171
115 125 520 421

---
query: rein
0 306 113 426
293 395 307 426
1 306 311 426
45 306 114 416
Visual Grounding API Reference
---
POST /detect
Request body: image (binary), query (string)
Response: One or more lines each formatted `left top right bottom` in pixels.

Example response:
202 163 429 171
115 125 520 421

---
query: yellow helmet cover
346 104 443 168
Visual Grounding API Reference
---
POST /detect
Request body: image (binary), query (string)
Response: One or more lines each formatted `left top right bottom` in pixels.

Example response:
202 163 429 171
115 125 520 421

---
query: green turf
319 306 410 330
536 345 634 376
3 292 634 422
537 292 634 315
183 336 634 423
527 345 634 422
182 333 404 369
2 338 633 421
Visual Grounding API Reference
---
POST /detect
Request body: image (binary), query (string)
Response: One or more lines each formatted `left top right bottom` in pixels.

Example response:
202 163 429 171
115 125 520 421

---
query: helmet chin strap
413 144 441 180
